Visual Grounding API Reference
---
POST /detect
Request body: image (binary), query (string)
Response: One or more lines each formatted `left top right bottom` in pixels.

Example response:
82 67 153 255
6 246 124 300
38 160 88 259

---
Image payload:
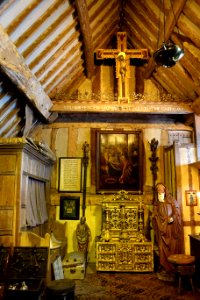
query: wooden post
76 142 90 261
82 141 89 217
149 138 159 202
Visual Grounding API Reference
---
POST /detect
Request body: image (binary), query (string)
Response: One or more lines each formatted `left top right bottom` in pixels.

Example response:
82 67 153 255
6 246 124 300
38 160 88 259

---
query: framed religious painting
60 196 80 220
185 190 198 206
96 130 143 194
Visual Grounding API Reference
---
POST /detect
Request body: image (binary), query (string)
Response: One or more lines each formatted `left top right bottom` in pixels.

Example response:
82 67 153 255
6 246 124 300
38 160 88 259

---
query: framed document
58 157 82 192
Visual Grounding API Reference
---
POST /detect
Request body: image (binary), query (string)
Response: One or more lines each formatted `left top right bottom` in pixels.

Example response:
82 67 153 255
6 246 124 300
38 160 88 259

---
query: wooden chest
4 247 48 300
62 251 85 280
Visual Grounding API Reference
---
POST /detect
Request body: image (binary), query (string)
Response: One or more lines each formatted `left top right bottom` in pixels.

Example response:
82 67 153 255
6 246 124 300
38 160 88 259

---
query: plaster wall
32 122 198 262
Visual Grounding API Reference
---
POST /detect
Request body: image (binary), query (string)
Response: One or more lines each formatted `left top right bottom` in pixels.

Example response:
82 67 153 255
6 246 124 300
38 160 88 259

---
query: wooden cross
96 32 148 103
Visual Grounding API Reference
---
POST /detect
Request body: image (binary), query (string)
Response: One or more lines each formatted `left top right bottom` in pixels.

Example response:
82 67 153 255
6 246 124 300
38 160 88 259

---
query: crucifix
96 32 148 103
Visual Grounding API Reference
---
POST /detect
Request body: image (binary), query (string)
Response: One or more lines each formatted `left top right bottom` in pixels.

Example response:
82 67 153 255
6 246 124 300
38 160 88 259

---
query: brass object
20 281 28 290
96 190 153 272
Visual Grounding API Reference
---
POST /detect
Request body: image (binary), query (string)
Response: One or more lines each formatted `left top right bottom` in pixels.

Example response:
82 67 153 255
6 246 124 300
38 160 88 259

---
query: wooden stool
46 279 75 300
168 254 195 295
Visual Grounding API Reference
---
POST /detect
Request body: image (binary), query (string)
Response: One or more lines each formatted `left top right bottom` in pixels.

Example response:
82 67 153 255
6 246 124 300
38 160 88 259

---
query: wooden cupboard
0 139 55 247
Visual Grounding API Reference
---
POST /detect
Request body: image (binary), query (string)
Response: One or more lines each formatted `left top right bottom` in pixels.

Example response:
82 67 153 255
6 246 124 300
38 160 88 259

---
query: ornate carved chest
4 246 48 300
96 190 153 272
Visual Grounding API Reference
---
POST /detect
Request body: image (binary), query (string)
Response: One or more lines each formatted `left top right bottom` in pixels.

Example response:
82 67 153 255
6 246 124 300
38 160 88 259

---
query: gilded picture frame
96 130 143 194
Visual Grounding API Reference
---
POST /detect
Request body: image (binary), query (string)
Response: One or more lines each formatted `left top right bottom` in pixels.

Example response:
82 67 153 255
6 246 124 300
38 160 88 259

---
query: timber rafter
75 0 94 79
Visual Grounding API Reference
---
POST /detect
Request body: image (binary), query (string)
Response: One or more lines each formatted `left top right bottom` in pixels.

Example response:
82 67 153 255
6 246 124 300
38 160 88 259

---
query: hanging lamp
153 0 184 68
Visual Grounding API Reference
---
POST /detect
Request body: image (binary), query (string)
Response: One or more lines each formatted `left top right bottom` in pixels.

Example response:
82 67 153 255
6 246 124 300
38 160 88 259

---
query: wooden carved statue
152 183 182 280
76 142 91 260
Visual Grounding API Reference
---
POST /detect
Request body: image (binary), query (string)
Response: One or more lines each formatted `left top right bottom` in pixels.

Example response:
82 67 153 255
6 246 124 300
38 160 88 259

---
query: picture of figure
186 191 198 206
64 200 75 216
97 132 142 192
118 52 127 82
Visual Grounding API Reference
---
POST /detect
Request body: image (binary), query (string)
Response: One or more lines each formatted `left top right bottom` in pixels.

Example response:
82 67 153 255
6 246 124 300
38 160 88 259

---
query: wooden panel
0 175 15 206
0 210 13 231
0 154 16 172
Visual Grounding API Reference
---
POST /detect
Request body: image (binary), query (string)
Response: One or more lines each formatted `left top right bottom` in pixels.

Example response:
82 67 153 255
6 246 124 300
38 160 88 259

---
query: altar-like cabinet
96 190 153 272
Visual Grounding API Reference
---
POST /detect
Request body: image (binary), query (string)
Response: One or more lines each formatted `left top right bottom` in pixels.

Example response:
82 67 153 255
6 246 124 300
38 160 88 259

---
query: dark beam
75 0 94 79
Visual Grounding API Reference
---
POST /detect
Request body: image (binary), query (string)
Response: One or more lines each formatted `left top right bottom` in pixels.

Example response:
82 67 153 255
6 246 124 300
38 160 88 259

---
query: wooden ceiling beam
14 0 62 48
0 24 53 121
125 14 154 51
22 6 74 58
6 0 41 35
35 31 80 78
89 0 117 25
40 44 81 86
50 69 85 100
93 21 118 50
54 71 86 101
0 0 15 15
166 64 197 99
125 0 157 49
75 0 94 79
91 3 119 42
29 20 77 70
144 0 187 79
0 107 21 136
178 14 200 49
169 33 200 96
46 60 84 97
153 71 186 99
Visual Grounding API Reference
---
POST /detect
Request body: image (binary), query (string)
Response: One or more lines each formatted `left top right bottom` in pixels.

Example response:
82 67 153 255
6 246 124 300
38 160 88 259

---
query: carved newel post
149 138 159 201
76 142 91 260
147 138 159 244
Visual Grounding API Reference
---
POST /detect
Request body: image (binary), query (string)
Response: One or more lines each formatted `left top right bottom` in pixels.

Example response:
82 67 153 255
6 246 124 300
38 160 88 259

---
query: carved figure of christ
96 32 148 103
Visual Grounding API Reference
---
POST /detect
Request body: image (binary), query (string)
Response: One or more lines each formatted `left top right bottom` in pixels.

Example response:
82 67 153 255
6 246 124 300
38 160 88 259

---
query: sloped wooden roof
0 0 200 136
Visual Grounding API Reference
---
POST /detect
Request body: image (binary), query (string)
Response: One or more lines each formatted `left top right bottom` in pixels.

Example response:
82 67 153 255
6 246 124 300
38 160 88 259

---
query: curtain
26 178 48 227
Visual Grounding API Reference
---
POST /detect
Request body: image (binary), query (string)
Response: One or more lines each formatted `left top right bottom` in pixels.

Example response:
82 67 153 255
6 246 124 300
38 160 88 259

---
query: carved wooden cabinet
96 241 153 272
96 190 153 272
0 138 55 247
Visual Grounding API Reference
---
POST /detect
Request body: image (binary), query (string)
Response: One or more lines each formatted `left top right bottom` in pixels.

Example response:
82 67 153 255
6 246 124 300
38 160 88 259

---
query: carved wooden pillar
76 142 90 259
149 138 159 202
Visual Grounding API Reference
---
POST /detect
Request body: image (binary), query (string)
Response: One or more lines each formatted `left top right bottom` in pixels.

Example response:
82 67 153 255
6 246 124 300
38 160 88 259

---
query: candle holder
138 200 144 233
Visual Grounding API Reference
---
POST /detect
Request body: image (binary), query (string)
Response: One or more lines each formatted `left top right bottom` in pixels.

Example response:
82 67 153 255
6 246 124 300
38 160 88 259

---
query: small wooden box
63 251 85 280
4 247 48 300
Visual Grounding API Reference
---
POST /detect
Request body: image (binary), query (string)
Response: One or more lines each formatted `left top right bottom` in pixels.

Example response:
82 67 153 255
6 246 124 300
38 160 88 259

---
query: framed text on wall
58 157 82 192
